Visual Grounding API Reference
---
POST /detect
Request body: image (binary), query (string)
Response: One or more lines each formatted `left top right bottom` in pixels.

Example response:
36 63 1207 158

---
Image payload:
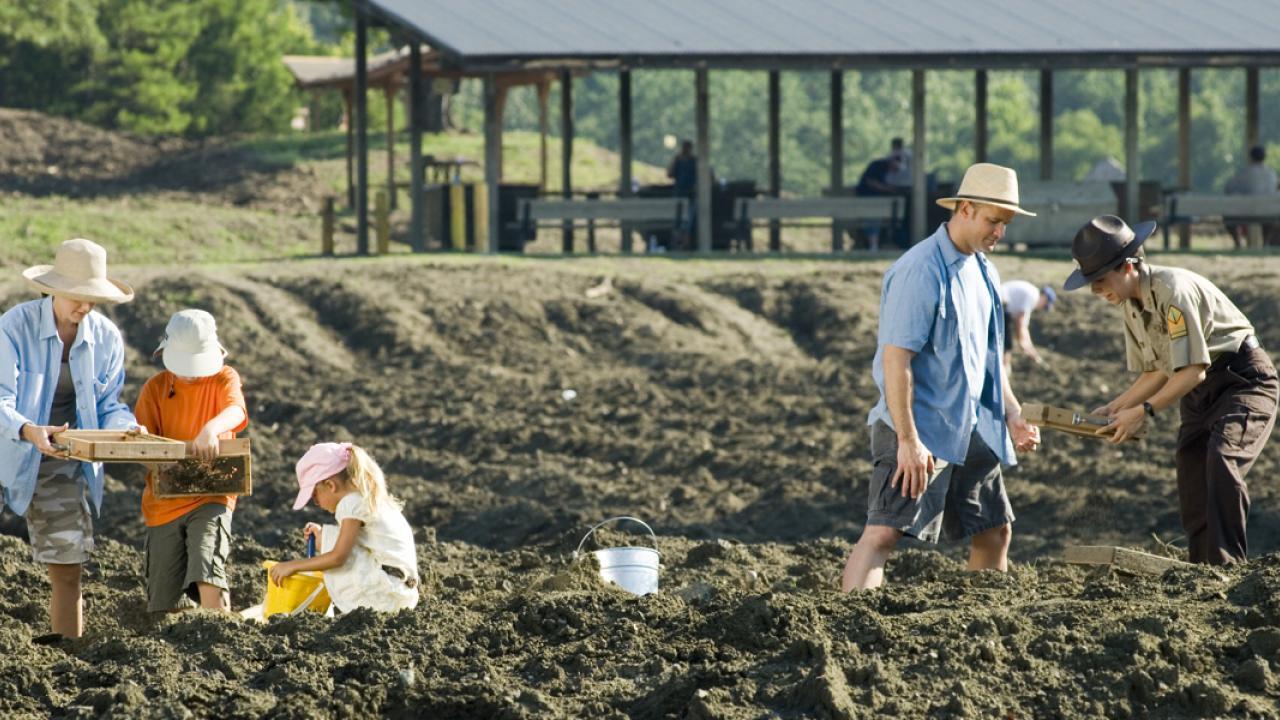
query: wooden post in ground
619 68 634 253
768 70 781 252
1124 68 1140 229
537 81 549 193
385 86 397 211
354 7 369 255
910 70 926 244
343 90 354 209
483 73 502 253
975 70 988 163
1245 67 1262 249
560 69 575 253
408 42 425 252
322 197 335 256
830 69 844 252
695 68 712 253
375 191 390 254
1177 68 1191 249
1040 69 1053 180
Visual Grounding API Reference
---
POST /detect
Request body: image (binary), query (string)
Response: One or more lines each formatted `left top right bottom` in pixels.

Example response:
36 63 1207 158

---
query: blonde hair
337 445 402 515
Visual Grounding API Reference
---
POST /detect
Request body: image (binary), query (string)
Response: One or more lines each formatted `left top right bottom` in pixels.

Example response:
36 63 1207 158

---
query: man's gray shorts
144 503 232 612
865 421 1014 543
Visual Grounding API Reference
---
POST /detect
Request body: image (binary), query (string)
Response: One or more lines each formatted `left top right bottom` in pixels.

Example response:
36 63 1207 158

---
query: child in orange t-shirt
133 309 248 612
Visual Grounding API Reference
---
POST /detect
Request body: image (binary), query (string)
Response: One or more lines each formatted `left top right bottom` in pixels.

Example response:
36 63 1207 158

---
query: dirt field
0 252 1278 718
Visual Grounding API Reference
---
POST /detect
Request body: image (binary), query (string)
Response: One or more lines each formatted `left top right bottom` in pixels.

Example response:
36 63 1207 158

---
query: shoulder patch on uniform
1167 305 1187 339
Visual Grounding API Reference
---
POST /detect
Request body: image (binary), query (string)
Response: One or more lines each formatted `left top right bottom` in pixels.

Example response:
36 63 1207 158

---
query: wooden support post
1246 66 1260 157
1124 68 1140 228
1245 67 1263 249
375 190 389 254
354 7 369 255
561 69 574 253
1177 67 1191 250
975 70 988 163
696 68 712 253
830 69 844 252
910 69 926 244
385 87 397 211
449 183 466 251
619 69 634 253
1040 69 1053 181
484 73 502 254
538 81 549 193
321 197 335 256
343 90 354 208
408 42 425 252
768 70 782 252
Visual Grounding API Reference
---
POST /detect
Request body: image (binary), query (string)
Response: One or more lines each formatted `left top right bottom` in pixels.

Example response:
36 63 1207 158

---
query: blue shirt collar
37 296 94 347
935 223 971 269
38 297 57 340
935 222 989 273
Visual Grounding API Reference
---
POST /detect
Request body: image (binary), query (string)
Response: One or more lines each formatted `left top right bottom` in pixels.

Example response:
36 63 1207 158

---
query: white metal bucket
574 516 660 596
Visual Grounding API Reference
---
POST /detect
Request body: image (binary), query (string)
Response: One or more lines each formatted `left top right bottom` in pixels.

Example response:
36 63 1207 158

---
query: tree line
2 1 1278 198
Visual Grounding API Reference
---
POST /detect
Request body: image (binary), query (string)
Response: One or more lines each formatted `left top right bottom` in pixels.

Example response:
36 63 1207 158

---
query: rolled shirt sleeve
1165 287 1212 370
0 325 32 441
878 264 941 353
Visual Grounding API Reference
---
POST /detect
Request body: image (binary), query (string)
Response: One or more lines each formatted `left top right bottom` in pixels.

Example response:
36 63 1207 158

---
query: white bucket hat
936 163 1037 217
22 238 134 303
156 309 227 378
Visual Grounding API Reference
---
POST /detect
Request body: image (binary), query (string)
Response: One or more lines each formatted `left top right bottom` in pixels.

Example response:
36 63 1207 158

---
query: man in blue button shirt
842 163 1041 591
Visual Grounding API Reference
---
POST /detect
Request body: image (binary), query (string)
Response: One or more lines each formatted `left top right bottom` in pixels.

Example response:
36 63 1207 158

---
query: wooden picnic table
422 155 479 183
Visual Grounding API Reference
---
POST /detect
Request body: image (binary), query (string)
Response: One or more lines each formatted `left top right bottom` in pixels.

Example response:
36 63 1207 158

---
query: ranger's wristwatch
1142 401 1156 417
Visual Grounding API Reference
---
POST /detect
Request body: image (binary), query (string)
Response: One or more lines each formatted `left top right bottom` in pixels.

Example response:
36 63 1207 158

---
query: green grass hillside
0 128 667 268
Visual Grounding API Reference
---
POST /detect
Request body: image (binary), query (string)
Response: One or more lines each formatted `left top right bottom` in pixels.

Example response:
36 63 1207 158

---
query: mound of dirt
0 255 1278 717
0 109 328 213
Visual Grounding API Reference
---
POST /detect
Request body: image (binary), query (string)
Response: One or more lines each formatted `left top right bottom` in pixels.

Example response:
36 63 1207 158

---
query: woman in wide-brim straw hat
0 238 142 640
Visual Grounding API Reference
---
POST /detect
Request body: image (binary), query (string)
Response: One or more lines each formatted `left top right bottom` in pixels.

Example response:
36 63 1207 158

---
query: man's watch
1142 401 1156 418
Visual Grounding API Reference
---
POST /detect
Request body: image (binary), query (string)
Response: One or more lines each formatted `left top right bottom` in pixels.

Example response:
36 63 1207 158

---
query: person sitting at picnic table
1223 145 1279 249
853 153 903 248
886 137 913 189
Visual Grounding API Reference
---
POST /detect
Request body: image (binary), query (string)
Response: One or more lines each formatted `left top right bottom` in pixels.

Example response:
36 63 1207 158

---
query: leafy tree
0 0 103 113
75 0 202 134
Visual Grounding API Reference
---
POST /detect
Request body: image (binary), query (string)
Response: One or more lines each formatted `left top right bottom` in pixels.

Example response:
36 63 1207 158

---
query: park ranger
1064 215 1278 565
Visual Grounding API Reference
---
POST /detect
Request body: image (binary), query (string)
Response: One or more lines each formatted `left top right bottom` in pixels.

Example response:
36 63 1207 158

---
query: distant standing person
1064 215 1278 565
1223 145 1279 248
0 239 140 640
1000 280 1056 372
667 140 697 250
841 163 1041 591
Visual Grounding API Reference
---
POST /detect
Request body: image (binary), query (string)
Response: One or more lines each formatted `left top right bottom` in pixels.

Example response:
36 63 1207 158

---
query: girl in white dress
269 443 419 613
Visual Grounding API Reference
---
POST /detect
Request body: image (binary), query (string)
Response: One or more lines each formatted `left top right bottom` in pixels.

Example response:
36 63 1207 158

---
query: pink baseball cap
293 442 352 510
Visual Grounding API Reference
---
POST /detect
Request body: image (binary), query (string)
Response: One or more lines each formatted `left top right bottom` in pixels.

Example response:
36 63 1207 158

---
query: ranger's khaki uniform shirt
1123 264 1253 376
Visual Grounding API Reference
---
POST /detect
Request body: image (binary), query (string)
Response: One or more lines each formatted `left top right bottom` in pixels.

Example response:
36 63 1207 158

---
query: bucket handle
573 516 659 560
288 581 326 616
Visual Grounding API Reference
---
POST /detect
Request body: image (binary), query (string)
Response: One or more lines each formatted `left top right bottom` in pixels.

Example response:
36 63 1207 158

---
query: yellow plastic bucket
261 561 331 618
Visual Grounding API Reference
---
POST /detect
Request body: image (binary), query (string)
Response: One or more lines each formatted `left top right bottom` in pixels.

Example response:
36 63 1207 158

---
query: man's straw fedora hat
936 163 1036 217
22 238 134 304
